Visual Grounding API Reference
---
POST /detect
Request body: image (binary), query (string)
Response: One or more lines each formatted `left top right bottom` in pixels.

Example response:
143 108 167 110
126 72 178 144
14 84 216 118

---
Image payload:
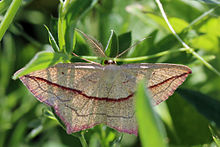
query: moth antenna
72 52 101 65
75 28 107 58
116 37 147 58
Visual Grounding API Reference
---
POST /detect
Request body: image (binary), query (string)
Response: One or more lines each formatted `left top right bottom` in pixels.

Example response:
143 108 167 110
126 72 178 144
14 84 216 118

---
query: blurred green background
1 0 220 146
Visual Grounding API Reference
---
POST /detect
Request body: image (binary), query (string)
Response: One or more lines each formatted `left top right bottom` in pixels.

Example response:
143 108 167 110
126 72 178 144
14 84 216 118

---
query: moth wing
120 63 191 105
17 63 137 135
16 62 191 135
17 63 107 133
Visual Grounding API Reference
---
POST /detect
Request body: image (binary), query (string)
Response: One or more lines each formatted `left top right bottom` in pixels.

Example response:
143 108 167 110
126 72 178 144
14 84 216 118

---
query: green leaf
44 25 60 52
49 17 59 44
65 0 98 23
177 88 220 127
0 0 12 14
97 0 114 44
154 102 177 142
73 31 92 55
167 93 212 145
0 0 22 41
191 34 218 53
130 30 158 58
126 4 189 32
209 125 220 146
104 30 119 57
195 0 220 4
0 33 15 95
61 0 98 54
199 18 220 37
13 51 68 79
8 120 26 147
26 125 43 141
75 29 105 57
191 18 220 53
169 17 189 33
118 31 131 57
136 80 167 147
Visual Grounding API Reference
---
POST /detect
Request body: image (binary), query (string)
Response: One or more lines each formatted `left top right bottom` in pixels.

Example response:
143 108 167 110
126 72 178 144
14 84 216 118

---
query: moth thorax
104 60 116 65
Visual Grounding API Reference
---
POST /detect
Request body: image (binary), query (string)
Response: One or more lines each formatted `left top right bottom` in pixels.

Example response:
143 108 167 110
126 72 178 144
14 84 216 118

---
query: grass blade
136 80 167 147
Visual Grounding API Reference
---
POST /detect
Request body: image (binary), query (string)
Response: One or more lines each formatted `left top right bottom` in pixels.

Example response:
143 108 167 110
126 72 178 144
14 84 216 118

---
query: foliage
136 80 167 147
1 0 220 146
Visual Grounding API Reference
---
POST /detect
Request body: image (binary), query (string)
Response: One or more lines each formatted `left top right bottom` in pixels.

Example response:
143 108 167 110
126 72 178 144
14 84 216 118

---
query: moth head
104 60 116 65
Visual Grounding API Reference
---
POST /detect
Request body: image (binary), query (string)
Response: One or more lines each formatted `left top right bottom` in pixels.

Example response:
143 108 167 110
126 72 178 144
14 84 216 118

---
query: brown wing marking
147 65 192 105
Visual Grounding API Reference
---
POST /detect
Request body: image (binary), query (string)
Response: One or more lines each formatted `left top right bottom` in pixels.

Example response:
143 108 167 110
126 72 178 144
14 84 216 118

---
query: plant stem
114 48 188 62
155 0 220 76
81 48 188 62
155 0 189 49
78 131 88 147
188 8 215 28
0 0 22 41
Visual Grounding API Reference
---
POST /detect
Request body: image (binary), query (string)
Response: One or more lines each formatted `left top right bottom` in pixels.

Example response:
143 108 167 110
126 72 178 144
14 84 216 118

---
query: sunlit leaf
0 0 12 14
209 125 220 146
13 51 68 79
44 25 60 52
199 18 220 36
191 34 218 52
105 30 119 57
136 80 167 147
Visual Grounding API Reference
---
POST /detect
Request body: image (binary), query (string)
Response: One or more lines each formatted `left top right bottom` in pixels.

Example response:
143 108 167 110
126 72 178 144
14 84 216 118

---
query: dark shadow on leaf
177 88 220 127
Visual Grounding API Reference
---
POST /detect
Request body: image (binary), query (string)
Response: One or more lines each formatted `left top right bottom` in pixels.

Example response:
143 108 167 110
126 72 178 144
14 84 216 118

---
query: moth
15 29 191 135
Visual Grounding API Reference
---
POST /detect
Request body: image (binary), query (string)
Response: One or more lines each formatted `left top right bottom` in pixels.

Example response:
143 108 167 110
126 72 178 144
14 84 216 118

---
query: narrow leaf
0 0 12 13
73 30 92 56
63 0 98 54
0 0 22 41
209 125 220 146
105 30 119 57
195 0 220 4
44 25 60 52
118 31 131 57
136 80 167 147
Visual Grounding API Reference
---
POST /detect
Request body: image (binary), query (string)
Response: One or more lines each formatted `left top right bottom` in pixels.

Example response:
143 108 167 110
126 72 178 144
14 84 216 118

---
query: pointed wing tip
180 64 192 75
184 65 192 74
13 68 24 80
188 69 192 74
152 70 191 106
